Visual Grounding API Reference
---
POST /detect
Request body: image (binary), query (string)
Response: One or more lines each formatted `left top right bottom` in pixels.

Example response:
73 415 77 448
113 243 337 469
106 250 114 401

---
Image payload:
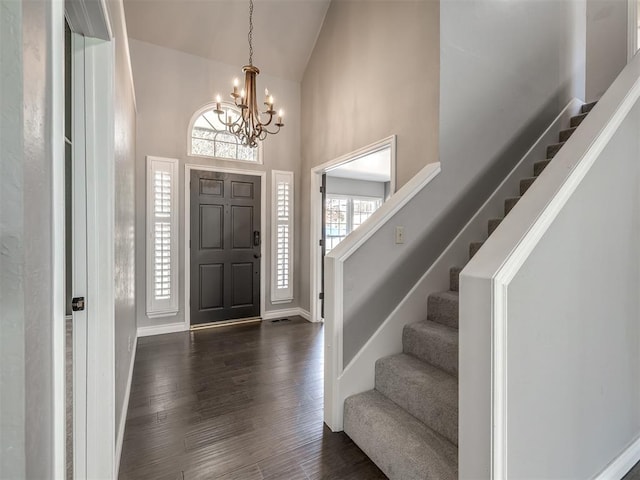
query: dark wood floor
118 317 386 480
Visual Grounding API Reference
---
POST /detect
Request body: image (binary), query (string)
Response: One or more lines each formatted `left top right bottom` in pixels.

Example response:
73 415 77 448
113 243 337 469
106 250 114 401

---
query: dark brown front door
190 170 261 325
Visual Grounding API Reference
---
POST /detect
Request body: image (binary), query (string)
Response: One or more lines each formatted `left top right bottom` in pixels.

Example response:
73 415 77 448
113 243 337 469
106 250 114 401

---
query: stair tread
570 112 588 127
429 290 459 302
376 353 458 445
403 320 458 377
344 389 458 480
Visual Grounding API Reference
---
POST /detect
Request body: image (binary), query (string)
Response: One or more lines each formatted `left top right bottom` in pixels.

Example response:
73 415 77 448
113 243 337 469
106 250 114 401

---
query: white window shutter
146 156 179 318
271 170 294 303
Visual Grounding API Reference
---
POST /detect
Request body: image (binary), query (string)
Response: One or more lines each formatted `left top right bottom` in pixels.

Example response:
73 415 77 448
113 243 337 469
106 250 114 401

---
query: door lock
72 297 85 312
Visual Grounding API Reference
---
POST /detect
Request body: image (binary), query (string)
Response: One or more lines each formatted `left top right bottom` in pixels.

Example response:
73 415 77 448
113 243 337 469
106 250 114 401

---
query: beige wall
130 39 302 329
586 0 628 101
300 0 440 311
105 0 138 442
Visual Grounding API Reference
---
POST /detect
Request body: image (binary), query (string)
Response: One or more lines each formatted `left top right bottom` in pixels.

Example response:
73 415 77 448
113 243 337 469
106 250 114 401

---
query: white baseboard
137 322 187 338
114 337 137 478
262 307 312 322
594 435 640 479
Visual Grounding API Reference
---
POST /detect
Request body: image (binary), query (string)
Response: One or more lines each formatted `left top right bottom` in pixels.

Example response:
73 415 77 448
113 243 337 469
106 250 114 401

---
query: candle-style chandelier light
214 0 284 148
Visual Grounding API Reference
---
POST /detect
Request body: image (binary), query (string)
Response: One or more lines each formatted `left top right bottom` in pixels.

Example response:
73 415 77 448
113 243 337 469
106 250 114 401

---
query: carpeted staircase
343 101 597 480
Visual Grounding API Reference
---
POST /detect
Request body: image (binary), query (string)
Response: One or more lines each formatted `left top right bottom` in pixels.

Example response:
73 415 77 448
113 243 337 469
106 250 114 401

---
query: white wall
129 39 302 330
0 0 58 476
586 0 628 101
1 1 27 477
325 176 386 198
506 104 640 475
106 0 138 446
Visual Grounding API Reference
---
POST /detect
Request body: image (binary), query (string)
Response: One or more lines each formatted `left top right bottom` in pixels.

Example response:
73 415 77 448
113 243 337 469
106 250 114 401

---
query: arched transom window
189 103 260 163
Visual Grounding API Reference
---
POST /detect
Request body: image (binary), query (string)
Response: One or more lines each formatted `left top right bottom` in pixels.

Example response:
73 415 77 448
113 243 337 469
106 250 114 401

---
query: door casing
184 164 266 328
309 135 397 323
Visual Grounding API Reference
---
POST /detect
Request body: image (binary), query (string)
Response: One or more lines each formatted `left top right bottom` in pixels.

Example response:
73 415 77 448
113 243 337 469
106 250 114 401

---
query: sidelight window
146 156 179 318
271 170 294 303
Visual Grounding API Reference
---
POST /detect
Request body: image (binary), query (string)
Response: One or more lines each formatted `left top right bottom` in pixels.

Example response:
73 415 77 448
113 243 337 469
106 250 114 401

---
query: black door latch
72 297 85 312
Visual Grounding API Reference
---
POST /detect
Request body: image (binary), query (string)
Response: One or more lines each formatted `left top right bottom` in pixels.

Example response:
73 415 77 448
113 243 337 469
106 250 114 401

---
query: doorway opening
310 136 396 322
185 165 266 328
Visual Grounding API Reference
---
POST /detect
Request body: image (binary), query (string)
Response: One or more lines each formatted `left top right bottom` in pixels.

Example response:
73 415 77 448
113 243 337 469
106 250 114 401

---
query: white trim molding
52 1 66 476
137 322 186 338
594 435 640 480
310 135 398 323
262 307 311 321
184 164 267 330
115 337 137 478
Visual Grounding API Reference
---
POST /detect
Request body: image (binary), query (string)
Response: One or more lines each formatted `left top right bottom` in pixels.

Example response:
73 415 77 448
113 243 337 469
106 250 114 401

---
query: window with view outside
325 195 382 252
190 104 259 162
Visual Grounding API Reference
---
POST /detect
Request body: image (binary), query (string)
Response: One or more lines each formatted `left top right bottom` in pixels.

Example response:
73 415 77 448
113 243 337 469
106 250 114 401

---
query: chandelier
214 0 284 148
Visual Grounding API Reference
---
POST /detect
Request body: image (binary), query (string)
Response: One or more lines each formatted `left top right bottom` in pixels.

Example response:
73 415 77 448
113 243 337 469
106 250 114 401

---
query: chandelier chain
248 0 254 65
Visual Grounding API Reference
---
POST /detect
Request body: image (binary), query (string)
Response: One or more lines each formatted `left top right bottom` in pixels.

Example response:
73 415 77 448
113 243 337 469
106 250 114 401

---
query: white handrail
324 161 441 430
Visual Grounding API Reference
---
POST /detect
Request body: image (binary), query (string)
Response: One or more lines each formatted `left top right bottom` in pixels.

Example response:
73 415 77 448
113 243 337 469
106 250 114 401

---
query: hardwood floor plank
118 317 385 479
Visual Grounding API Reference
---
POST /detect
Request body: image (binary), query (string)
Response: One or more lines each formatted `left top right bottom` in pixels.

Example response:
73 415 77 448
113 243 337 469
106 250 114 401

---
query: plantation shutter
271 170 294 303
146 156 179 317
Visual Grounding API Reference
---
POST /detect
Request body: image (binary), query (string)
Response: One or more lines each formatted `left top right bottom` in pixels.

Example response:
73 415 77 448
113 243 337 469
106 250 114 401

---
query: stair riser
504 197 519 215
449 268 461 292
581 101 597 114
469 242 483 260
559 127 576 142
427 295 459 329
403 323 458 377
344 392 458 480
546 143 564 159
375 357 458 445
534 160 550 177
488 218 502 236
571 113 587 127
520 178 535 196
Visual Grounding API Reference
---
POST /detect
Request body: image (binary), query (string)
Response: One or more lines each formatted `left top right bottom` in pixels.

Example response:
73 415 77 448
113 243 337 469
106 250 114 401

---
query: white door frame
71 31 89 479
52 2 66 477
184 164 267 328
60 3 116 478
83 36 116 478
629 0 639 62
309 136 397 323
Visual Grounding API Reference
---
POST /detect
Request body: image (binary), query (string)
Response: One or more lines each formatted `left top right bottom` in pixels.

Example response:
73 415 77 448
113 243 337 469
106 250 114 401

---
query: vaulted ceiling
123 0 331 82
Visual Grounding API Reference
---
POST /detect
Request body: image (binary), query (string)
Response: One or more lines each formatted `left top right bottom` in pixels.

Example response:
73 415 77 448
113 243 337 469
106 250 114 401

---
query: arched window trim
187 101 263 164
